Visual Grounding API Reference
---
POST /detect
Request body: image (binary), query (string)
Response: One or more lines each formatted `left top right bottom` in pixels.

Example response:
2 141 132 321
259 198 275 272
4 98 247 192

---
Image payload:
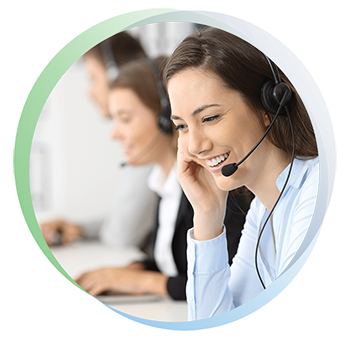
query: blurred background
30 22 196 224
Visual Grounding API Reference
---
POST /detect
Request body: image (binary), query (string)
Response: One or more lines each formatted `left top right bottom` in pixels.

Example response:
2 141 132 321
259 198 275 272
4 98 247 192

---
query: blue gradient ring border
21 9 336 331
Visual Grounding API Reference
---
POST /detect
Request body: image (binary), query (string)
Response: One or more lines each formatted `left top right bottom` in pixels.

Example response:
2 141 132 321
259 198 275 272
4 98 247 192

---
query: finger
177 145 196 175
76 274 96 293
76 270 110 296
41 228 58 245
61 233 79 245
88 284 107 297
74 271 91 284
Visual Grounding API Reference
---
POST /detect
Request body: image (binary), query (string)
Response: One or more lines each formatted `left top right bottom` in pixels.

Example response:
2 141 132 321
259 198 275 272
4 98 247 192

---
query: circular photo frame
14 9 335 330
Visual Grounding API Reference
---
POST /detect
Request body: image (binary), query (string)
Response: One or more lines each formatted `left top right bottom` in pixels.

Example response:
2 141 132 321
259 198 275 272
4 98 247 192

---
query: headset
102 38 172 133
100 37 173 166
147 59 173 135
221 55 293 177
221 55 296 289
101 39 119 82
119 58 173 167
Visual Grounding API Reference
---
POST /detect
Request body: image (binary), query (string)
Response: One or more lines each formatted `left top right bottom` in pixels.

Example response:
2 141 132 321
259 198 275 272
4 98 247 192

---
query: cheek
131 121 157 147
179 134 190 156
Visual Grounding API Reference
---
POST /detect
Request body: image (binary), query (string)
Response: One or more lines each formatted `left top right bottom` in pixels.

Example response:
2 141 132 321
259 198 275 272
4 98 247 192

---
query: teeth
206 152 229 167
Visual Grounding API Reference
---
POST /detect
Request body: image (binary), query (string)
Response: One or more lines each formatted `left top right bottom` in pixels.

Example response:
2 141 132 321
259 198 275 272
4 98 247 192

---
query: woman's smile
202 151 231 173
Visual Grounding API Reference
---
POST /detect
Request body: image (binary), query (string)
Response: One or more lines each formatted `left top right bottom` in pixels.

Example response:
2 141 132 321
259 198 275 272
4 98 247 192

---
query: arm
175 142 232 318
75 263 169 297
186 198 263 320
186 227 233 320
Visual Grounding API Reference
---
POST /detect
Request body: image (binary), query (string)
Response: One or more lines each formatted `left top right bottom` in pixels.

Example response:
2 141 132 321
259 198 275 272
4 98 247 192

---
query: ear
263 112 272 127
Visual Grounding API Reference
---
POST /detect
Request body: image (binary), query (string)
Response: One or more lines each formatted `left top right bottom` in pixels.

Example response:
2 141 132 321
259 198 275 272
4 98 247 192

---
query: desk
51 241 188 322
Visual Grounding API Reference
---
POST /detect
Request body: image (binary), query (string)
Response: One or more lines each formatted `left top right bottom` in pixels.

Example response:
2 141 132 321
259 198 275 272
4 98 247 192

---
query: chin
214 175 241 192
127 156 146 167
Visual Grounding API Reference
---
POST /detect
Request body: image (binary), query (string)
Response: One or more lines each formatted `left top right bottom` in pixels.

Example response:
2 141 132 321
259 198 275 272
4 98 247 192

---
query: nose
110 120 123 141
188 127 211 156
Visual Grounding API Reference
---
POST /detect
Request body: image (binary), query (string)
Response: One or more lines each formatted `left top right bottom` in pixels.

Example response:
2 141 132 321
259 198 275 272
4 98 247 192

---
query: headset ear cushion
157 114 173 134
260 80 279 115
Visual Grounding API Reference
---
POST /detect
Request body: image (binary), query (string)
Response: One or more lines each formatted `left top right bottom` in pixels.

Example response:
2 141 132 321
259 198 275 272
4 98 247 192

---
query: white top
186 157 319 320
148 163 182 277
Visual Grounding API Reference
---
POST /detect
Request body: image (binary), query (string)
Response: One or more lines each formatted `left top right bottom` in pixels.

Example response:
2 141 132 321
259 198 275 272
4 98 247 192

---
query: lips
205 152 230 167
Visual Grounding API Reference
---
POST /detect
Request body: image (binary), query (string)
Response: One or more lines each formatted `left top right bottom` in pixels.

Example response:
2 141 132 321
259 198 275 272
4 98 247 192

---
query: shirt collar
147 163 178 198
276 157 319 192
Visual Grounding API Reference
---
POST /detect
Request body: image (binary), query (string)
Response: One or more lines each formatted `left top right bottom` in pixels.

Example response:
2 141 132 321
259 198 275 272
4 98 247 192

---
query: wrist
142 272 169 296
193 210 225 241
126 262 146 270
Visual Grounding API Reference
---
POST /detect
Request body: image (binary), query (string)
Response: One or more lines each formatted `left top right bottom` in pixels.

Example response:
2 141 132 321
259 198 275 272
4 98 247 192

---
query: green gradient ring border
14 9 335 331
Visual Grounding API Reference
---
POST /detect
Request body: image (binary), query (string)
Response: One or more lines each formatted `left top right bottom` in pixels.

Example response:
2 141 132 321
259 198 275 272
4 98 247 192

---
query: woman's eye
203 115 219 123
174 124 187 132
120 116 131 124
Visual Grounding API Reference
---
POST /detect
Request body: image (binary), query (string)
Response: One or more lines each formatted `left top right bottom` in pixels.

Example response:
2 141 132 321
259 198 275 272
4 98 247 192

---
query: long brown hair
110 56 168 118
164 27 318 158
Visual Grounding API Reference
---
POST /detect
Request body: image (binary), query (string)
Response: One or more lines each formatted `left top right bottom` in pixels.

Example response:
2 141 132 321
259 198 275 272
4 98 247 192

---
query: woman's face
168 69 270 192
108 88 162 166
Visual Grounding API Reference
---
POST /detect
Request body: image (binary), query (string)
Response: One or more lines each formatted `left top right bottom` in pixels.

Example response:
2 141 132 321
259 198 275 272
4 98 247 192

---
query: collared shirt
186 157 319 320
148 163 182 277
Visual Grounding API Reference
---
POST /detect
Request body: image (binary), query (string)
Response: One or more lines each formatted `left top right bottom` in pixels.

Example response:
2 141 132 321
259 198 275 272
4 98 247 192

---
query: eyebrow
171 104 221 120
110 109 132 118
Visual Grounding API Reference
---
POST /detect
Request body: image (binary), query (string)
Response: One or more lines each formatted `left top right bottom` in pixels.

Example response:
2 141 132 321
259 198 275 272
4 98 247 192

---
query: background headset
100 37 173 166
221 55 295 289
101 39 119 82
101 38 172 134
147 59 173 135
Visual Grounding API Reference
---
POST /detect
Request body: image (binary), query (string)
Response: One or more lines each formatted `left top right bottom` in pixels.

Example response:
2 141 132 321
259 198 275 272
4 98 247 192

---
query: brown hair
164 27 318 158
85 31 147 68
110 56 168 117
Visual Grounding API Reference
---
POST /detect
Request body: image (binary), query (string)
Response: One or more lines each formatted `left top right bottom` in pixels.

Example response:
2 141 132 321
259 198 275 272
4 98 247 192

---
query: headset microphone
221 90 291 177
221 55 292 177
119 129 165 168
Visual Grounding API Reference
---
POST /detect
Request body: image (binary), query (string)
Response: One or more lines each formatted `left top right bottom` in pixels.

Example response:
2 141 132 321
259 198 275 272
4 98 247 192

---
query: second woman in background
40 32 159 251
75 56 253 300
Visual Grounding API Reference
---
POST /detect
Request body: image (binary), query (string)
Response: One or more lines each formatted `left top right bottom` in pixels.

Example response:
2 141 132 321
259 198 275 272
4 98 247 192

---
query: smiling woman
164 26 319 320
109 57 175 172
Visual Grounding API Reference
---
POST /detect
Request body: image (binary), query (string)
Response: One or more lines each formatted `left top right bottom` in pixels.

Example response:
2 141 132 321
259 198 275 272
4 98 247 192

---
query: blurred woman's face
84 55 110 118
109 88 162 166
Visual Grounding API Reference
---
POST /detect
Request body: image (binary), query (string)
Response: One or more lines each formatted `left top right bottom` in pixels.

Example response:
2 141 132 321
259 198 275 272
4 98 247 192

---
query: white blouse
148 163 182 277
186 157 319 320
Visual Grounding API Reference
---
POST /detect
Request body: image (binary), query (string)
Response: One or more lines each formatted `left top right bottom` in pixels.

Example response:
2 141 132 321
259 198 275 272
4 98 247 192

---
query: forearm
186 228 234 320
